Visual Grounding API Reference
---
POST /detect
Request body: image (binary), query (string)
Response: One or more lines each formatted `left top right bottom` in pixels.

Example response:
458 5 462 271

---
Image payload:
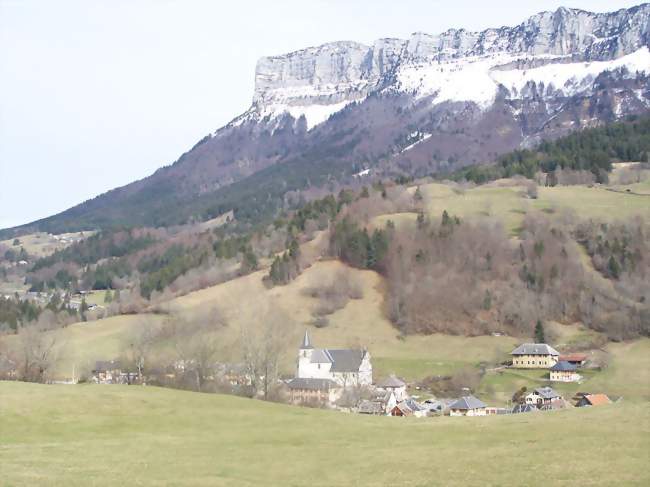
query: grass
372 179 650 236
0 231 94 259
1 381 648 486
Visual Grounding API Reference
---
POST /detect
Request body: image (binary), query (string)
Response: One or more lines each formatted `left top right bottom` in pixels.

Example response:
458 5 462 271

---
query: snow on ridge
258 100 354 131
395 52 518 109
394 47 650 108
490 47 650 99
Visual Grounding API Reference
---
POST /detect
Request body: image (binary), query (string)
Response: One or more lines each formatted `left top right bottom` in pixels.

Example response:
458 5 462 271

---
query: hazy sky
0 0 642 229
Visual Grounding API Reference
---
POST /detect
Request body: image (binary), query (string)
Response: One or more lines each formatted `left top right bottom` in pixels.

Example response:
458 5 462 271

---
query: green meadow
1 381 649 487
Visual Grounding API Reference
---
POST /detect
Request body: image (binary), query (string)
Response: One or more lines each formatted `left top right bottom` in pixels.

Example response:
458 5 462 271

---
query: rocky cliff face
241 4 649 130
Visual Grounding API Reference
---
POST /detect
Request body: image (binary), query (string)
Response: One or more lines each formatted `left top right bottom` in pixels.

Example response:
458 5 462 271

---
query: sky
0 0 643 229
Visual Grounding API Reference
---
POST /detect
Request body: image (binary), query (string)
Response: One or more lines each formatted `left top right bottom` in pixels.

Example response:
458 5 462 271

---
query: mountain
5 4 650 236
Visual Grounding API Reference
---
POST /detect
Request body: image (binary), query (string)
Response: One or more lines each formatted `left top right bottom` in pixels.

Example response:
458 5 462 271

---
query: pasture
1 381 648 486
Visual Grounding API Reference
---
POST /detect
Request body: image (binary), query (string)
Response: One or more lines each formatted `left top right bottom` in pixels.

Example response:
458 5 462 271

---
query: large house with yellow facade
510 343 559 369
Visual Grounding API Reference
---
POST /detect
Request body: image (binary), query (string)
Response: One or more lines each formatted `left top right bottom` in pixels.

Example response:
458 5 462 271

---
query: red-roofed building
577 394 611 407
559 353 587 367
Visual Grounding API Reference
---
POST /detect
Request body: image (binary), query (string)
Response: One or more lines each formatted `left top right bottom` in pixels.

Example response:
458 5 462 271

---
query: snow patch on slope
491 47 650 98
396 53 516 109
256 100 353 130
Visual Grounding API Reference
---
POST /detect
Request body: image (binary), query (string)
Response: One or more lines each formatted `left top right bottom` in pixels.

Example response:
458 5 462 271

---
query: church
296 331 372 387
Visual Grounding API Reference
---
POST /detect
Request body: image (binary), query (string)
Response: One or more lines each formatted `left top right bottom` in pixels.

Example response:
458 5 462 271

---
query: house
549 361 581 382
92 360 139 384
286 377 342 405
358 389 397 415
92 360 122 384
449 396 487 416
297 331 372 387
576 394 611 407
376 375 407 401
390 398 427 417
559 353 587 367
510 343 560 368
525 387 562 406
358 400 386 415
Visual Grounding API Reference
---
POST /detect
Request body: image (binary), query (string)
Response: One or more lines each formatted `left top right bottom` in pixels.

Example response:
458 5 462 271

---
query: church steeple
300 330 313 349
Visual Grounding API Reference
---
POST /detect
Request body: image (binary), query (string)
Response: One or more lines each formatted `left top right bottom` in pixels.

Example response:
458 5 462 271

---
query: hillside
2 4 650 237
1 382 649 486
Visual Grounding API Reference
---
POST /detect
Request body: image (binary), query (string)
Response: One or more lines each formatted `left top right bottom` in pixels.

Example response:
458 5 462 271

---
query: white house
449 396 487 416
297 331 372 387
525 387 563 406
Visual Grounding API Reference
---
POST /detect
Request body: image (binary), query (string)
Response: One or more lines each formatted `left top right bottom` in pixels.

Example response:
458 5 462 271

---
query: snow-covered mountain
237 4 650 130
6 4 650 234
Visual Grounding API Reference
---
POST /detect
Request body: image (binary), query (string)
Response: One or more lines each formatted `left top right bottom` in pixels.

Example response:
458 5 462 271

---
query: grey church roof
550 361 577 372
511 343 560 356
308 348 366 372
287 378 339 390
450 395 487 410
310 349 332 363
327 350 366 373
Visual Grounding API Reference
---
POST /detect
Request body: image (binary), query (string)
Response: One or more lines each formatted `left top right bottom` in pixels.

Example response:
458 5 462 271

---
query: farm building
390 399 427 417
559 353 587 367
510 343 560 368
525 387 563 406
549 361 581 382
297 331 372 387
577 394 611 407
449 396 487 416
286 378 342 405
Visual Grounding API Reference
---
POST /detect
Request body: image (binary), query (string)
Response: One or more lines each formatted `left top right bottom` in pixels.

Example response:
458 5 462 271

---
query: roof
358 400 384 414
559 353 587 362
550 361 577 372
377 375 406 388
532 387 561 399
286 378 339 391
511 343 560 356
450 395 487 410
93 360 121 372
300 330 313 349
583 394 611 406
310 349 366 373
310 349 332 363
395 399 425 415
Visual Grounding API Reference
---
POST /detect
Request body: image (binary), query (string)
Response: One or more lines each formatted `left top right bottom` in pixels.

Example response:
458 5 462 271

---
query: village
2 330 615 419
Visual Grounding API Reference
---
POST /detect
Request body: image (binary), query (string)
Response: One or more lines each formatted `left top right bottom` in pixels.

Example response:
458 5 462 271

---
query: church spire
300 330 313 349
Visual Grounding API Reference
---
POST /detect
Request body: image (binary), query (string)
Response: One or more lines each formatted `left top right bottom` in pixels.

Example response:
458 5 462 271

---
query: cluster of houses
510 342 587 383
82 334 614 417
281 334 613 416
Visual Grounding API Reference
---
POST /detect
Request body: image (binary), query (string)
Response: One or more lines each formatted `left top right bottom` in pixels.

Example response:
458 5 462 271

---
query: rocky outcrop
247 4 650 128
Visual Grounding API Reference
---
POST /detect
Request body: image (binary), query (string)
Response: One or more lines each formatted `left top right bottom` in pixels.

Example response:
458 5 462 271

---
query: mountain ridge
3 3 650 237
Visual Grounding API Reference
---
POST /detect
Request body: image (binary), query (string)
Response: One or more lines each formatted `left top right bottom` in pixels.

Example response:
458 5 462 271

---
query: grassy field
0 231 93 259
1 381 648 487
373 180 650 236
